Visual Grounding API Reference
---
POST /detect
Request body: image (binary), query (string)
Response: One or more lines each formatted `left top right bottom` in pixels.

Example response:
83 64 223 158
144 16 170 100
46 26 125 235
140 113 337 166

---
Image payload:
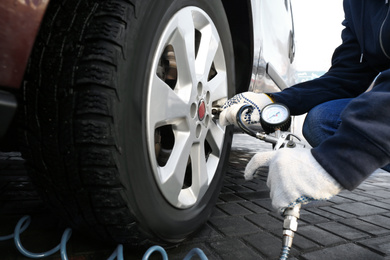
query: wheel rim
146 6 229 209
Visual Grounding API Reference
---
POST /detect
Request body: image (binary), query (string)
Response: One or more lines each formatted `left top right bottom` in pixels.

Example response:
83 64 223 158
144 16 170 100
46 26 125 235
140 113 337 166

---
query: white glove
219 92 273 127
244 148 343 213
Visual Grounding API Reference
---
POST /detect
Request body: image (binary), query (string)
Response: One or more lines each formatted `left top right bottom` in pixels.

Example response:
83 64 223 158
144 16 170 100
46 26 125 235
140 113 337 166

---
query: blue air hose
0 215 208 260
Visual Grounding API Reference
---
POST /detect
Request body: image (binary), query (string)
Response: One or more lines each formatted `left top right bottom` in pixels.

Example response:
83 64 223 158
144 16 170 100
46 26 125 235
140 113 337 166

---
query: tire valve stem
212 107 223 118
279 205 301 260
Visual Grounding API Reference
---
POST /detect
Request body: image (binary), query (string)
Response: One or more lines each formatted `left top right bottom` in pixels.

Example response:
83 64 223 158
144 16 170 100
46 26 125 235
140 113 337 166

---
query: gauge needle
268 112 280 120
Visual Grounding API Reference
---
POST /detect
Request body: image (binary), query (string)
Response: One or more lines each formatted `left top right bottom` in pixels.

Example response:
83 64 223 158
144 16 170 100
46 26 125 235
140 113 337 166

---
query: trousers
302 98 390 172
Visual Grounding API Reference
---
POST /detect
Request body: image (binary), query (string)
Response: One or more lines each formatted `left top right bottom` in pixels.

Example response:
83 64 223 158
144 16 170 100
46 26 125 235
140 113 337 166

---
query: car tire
21 0 235 245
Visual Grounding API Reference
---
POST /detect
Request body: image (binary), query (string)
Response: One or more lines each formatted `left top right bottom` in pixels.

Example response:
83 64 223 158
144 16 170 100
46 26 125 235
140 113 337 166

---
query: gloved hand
244 148 343 213
219 92 273 127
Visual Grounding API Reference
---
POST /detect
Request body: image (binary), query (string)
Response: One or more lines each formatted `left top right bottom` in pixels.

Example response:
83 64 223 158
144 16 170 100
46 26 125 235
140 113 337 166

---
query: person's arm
244 71 390 212
270 17 378 115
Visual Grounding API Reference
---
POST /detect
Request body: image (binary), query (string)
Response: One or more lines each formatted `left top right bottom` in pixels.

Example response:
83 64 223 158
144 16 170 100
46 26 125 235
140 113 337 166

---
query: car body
0 0 295 245
0 0 49 137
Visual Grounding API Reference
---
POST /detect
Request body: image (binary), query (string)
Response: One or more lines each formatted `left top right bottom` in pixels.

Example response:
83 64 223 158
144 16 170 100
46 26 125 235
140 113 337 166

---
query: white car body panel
249 0 296 93
249 0 306 142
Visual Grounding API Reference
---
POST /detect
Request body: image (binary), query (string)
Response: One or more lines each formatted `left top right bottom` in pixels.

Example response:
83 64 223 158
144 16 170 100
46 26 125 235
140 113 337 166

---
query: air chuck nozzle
279 205 301 260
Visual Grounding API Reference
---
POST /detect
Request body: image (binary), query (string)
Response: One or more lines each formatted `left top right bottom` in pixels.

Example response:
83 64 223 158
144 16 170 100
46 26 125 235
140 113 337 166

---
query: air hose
0 215 208 260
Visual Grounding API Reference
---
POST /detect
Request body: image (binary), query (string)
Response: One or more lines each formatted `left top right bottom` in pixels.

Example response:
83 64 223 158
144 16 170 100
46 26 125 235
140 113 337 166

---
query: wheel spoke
149 74 189 128
208 71 228 102
171 10 196 92
190 142 209 194
159 132 193 203
207 122 224 156
195 22 219 77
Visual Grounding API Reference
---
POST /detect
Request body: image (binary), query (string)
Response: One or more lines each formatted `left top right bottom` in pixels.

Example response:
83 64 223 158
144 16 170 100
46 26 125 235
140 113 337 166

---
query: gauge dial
260 103 291 133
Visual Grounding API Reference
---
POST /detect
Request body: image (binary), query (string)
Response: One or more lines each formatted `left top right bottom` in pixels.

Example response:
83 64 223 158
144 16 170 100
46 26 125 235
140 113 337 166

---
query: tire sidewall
120 0 235 241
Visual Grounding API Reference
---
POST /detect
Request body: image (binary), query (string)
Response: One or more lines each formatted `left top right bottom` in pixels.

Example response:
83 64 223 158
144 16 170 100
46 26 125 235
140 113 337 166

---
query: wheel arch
221 0 253 94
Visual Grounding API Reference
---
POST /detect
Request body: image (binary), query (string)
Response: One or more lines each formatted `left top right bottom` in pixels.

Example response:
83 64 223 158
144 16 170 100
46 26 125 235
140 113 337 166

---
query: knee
302 107 321 137
302 99 351 147
302 106 328 147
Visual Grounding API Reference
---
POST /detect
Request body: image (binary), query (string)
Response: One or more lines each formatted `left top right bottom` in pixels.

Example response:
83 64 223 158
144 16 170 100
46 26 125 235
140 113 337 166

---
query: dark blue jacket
270 0 390 190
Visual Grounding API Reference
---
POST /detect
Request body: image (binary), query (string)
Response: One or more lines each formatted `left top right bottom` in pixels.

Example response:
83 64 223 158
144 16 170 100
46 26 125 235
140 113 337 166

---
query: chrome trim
267 63 288 90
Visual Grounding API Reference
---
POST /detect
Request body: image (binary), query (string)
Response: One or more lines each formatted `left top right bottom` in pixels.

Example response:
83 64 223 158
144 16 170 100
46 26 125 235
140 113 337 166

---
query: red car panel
0 0 49 89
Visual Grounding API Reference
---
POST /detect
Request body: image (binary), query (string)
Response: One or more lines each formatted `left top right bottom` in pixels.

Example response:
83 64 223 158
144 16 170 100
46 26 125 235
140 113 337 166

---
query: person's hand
219 92 273 127
244 148 343 213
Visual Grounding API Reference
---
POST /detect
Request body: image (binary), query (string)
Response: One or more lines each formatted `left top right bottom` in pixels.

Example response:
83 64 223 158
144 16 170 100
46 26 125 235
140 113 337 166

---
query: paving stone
267 211 285 222
188 223 223 243
339 218 390 236
218 193 245 203
337 192 376 202
366 200 390 209
231 133 273 152
4 152 22 157
358 189 390 199
220 186 235 194
217 203 253 216
243 232 298 259
370 182 390 189
209 238 262 260
208 216 259 237
297 225 345 246
355 182 387 191
68 233 136 259
305 207 346 221
327 195 356 204
358 235 390 256
241 181 269 191
291 233 321 251
223 178 247 187
215 197 224 205
316 221 370 240
376 198 390 205
210 207 227 218
318 206 356 218
300 200 334 208
245 213 282 231
301 243 383 260
224 184 254 193
359 215 390 229
1 200 46 215
299 210 331 224
250 175 268 184
332 202 388 216
165 243 216 260
238 201 269 214
236 191 270 201
252 199 274 211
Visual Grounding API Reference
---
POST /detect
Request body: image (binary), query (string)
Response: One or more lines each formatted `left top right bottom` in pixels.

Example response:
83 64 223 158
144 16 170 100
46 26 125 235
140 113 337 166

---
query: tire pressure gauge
260 103 291 133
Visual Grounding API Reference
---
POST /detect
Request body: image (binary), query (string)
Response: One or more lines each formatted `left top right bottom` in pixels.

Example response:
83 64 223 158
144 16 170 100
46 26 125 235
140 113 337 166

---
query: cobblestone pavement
1 133 390 259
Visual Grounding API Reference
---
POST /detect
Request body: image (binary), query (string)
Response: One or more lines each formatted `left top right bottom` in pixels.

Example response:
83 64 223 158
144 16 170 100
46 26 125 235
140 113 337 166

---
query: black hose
236 104 258 137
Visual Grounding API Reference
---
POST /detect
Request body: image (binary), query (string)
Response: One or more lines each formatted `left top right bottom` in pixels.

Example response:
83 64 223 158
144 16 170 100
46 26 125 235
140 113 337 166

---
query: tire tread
21 0 148 245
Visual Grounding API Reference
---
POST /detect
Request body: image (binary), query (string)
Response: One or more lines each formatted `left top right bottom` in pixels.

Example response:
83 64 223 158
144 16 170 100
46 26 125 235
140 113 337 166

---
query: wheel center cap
198 100 206 121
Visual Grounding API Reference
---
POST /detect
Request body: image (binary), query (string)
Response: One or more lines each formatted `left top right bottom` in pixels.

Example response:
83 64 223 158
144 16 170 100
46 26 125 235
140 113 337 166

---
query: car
0 0 295 246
